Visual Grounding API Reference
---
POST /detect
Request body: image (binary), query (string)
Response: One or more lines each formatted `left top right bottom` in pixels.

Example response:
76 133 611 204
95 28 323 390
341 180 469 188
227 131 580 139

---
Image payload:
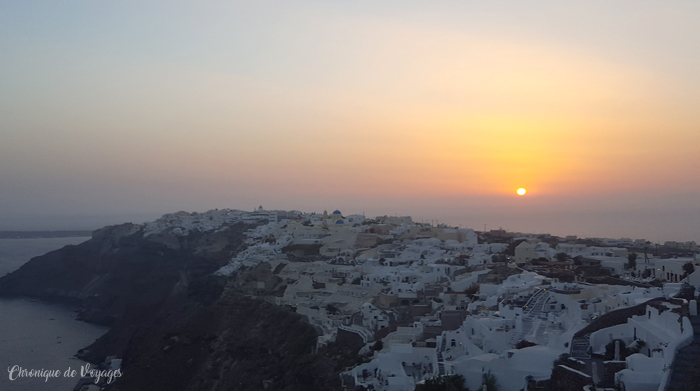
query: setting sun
517 188 527 196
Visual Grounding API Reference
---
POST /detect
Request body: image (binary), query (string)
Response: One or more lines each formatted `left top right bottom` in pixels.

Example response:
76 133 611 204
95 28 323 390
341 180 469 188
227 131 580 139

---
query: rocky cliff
0 219 344 391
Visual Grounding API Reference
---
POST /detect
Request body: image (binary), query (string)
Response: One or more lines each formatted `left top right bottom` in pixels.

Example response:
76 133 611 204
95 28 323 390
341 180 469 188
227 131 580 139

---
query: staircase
535 320 549 346
509 288 550 346
437 336 447 375
666 315 700 391
571 334 591 359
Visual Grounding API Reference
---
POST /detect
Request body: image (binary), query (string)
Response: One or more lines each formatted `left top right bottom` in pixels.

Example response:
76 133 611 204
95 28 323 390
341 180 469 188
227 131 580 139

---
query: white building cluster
141 208 700 391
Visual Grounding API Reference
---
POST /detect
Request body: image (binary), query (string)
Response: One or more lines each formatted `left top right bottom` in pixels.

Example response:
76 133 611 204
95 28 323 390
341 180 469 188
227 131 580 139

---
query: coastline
0 237 107 391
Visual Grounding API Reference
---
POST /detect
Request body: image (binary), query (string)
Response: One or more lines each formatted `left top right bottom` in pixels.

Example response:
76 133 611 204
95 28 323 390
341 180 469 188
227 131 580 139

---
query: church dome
332 210 342 215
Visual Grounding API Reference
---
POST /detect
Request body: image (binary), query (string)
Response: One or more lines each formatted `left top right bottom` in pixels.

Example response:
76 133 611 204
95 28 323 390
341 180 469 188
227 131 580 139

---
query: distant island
0 230 93 239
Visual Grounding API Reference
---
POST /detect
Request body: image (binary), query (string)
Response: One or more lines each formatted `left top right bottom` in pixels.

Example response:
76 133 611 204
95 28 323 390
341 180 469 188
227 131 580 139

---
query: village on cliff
143 207 700 391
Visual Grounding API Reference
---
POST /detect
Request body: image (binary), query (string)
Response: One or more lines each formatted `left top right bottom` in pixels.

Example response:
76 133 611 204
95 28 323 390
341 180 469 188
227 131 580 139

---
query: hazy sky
1 1 699 242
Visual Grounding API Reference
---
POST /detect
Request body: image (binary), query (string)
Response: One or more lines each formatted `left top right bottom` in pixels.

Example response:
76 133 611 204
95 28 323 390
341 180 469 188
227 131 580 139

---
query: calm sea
0 237 109 391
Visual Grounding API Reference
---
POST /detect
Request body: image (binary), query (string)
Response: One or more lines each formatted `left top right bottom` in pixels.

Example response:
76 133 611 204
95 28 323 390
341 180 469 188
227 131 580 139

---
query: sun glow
517 188 527 196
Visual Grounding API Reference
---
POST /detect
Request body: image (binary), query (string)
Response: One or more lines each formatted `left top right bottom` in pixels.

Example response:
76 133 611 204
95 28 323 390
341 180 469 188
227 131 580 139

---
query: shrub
482 371 498 391
604 339 627 360
420 374 469 391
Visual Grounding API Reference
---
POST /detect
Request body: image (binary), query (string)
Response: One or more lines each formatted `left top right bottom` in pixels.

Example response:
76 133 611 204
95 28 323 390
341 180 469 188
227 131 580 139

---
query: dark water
0 238 108 391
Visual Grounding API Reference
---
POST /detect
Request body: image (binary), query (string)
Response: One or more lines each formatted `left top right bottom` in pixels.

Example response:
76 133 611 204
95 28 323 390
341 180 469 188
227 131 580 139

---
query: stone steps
508 289 550 346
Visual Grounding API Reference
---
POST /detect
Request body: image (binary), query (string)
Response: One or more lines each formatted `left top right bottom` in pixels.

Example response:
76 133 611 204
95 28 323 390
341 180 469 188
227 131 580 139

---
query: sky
1 1 699 242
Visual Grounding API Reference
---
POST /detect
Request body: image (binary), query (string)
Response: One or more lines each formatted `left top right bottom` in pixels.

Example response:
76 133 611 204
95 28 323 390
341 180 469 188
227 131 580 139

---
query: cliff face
88 289 341 391
0 222 247 324
0 221 343 391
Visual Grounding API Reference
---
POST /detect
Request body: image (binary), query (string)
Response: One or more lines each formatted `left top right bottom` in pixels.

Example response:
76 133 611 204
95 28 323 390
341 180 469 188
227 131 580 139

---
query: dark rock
0 220 343 391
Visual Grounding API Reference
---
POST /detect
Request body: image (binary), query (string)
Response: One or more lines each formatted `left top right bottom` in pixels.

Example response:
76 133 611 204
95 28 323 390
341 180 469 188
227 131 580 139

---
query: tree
482 371 498 391
628 252 638 270
325 303 340 315
464 283 479 299
422 374 469 391
555 252 569 263
683 262 695 277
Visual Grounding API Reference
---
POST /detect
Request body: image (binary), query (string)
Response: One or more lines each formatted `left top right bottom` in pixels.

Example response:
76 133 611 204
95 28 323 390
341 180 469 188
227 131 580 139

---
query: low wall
550 365 593 391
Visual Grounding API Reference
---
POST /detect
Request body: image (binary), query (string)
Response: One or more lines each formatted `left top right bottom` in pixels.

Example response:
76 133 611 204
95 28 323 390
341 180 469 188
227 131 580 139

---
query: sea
0 237 109 391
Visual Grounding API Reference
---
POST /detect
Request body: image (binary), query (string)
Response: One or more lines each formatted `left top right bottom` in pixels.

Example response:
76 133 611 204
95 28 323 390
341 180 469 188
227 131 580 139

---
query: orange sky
1 1 699 241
